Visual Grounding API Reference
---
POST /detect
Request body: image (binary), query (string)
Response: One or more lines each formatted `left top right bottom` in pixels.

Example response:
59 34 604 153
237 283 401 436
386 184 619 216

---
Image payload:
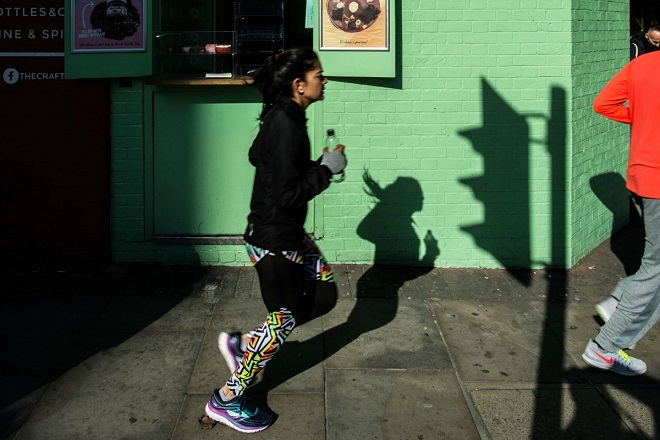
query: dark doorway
631 0 659 33
0 57 111 270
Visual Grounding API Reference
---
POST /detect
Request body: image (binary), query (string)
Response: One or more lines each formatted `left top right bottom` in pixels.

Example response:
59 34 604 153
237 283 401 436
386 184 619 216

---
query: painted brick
112 90 142 103
107 1 630 268
113 183 143 195
111 102 142 114
111 125 142 137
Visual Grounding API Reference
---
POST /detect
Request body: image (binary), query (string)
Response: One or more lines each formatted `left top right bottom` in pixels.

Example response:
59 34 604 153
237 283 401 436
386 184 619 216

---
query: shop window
66 0 310 79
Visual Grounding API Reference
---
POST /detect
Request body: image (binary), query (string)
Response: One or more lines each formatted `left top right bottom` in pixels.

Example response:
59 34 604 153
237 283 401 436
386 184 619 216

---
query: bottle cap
327 129 335 136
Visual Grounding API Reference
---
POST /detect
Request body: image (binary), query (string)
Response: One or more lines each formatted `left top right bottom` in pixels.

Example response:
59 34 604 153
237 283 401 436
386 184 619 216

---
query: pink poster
72 0 145 52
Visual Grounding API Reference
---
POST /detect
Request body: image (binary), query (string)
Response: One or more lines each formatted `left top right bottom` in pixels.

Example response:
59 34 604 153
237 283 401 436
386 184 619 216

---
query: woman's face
295 59 328 109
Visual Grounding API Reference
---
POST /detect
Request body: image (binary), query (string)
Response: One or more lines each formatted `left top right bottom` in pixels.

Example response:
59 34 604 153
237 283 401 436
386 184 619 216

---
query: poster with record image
320 0 388 50
72 0 146 52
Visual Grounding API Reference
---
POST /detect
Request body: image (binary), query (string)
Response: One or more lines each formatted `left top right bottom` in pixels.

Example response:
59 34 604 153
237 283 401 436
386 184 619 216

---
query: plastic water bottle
325 128 339 150
324 129 345 183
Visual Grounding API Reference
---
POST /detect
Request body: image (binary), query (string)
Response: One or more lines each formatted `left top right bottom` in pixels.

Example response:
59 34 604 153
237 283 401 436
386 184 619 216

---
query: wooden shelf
146 76 254 86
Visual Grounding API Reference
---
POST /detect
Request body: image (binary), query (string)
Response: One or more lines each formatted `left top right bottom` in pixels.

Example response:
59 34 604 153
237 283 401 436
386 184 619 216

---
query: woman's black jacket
244 98 332 251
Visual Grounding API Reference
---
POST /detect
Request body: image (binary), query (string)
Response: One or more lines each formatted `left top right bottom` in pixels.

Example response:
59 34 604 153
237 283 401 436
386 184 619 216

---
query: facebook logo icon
3 68 19 85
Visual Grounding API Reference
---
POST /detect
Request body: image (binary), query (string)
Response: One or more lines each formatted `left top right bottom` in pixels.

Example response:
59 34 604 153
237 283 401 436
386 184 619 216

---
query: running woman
204 46 347 433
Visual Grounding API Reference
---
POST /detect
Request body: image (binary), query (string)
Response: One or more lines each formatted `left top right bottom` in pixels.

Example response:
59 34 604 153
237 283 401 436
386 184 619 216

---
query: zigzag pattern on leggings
225 308 296 396
299 236 335 282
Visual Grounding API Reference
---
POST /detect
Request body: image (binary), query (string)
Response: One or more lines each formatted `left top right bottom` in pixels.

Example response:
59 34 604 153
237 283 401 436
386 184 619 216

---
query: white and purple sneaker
205 389 272 433
219 331 264 384
218 332 244 373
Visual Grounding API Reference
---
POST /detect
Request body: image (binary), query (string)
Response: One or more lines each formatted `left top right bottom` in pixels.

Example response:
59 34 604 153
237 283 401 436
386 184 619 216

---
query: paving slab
0 386 48 440
326 369 479 440
234 266 260 300
322 298 453 370
340 264 367 297
1 265 208 440
95 295 215 333
411 267 455 300
172 393 326 440
330 264 354 298
14 331 202 440
1 294 110 402
599 386 660 439
469 387 638 439
428 298 579 384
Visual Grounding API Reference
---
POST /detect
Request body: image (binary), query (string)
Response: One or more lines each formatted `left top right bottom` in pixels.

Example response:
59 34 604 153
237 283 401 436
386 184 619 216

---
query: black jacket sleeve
261 110 331 210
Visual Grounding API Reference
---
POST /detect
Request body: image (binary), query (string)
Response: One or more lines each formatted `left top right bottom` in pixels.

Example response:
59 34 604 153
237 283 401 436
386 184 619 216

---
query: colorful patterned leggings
226 236 338 396
226 307 296 396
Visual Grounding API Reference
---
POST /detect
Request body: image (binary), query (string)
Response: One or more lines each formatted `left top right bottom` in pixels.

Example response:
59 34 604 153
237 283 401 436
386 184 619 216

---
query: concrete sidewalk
2 222 659 439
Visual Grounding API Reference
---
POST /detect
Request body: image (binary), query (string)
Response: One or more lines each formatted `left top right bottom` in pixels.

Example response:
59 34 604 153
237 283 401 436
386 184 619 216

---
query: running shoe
594 298 637 349
581 339 646 376
219 331 265 385
205 389 272 433
219 332 244 373
594 296 618 322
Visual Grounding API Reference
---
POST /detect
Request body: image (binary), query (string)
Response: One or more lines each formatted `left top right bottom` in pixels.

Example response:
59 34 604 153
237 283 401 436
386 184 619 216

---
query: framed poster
320 0 389 51
72 0 146 52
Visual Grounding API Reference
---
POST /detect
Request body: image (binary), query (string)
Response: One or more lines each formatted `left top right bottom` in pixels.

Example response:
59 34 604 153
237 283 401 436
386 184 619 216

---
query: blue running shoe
205 389 272 433
219 332 244 373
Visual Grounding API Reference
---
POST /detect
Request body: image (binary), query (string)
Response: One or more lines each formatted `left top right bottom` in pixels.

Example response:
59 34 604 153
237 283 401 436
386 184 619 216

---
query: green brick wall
111 80 146 259
569 0 630 266
110 1 631 268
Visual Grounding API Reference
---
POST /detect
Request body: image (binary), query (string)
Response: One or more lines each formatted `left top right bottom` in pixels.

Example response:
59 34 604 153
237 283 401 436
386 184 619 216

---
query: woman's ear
293 78 305 95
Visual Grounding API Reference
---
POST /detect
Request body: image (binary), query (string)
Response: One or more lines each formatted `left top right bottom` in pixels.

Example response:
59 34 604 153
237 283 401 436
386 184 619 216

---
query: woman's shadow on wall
252 170 439 393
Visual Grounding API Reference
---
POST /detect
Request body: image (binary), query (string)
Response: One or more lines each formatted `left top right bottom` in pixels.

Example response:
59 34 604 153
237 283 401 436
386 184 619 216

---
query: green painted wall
111 81 254 264
570 0 630 266
320 2 577 268
151 90 259 236
110 1 631 268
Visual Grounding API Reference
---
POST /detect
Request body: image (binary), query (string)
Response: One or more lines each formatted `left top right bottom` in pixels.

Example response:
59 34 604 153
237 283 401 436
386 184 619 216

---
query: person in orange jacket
582 51 660 376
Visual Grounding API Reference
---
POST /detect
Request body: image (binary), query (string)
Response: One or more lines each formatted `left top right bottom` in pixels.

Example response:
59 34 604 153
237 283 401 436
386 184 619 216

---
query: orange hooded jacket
593 51 660 199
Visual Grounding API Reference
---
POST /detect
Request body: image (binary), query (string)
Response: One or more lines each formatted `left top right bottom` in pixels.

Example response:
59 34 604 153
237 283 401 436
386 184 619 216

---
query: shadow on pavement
0 264 207 440
250 171 438 397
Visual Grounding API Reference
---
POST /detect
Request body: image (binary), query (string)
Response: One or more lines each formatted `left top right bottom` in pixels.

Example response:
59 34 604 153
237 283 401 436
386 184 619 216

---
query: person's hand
322 144 345 154
320 145 347 175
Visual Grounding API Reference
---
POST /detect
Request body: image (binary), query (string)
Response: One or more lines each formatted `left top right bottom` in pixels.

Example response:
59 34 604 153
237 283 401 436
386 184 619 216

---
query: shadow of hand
421 229 440 266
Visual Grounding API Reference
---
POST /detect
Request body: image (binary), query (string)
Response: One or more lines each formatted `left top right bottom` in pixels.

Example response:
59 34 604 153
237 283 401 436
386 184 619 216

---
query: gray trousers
596 194 660 352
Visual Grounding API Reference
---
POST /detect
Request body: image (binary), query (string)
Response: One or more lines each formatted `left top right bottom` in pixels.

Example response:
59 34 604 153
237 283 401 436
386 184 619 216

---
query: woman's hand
322 144 345 154
320 145 347 174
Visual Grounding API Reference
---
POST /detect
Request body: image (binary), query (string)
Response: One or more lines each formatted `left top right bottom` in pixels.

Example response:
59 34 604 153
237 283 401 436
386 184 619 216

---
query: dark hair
648 24 660 34
251 46 319 121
